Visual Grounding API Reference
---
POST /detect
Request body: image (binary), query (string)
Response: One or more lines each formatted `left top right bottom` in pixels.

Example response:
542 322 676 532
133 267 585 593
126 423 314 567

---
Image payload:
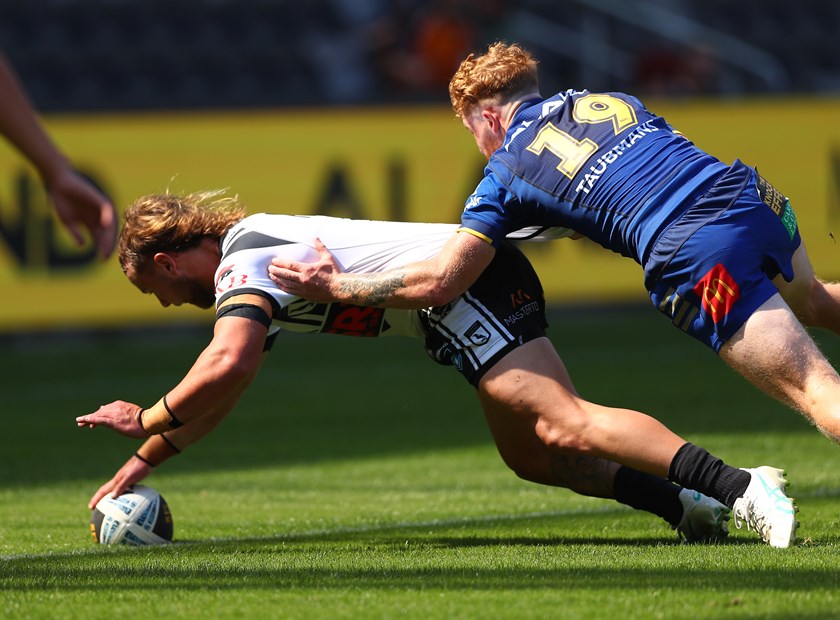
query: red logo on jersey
215 264 248 294
323 304 385 337
510 288 533 308
693 263 740 323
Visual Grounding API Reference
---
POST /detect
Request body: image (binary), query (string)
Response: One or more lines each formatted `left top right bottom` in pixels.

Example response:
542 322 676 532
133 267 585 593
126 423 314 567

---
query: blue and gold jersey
460 90 729 268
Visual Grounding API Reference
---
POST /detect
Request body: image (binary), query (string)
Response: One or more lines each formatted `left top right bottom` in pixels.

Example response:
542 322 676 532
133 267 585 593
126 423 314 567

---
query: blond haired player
77 190 742 543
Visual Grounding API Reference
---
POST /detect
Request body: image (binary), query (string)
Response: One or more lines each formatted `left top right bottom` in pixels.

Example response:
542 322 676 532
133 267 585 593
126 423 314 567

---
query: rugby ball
90 484 173 545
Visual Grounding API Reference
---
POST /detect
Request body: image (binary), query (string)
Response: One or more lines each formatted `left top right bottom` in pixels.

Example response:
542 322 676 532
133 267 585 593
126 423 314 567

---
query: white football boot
732 466 798 548
675 488 730 543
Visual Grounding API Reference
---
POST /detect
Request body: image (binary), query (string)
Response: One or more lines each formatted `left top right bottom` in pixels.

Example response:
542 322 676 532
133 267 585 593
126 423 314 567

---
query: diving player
76 190 748 544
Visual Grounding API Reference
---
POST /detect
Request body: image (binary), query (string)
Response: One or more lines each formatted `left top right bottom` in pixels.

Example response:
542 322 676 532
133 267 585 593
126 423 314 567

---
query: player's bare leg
476 337 729 541
719 292 840 442
478 391 729 542
478 337 685 478
477 382 619 497
716 292 840 547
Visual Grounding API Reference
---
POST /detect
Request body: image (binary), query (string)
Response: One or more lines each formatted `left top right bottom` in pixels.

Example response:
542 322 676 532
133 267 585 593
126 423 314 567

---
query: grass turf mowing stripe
0 505 623 562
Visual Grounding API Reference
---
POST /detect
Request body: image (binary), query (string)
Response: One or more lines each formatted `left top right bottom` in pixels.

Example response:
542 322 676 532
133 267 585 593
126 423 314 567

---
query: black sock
667 442 751 507
613 465 683 526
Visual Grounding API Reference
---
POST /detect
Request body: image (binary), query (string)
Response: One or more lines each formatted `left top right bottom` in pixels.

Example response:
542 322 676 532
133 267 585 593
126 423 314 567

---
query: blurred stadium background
6 0 840 110
2 0 840 332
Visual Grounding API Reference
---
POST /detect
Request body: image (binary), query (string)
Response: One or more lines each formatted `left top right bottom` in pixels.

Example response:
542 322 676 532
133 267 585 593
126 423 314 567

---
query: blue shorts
648 161 801 353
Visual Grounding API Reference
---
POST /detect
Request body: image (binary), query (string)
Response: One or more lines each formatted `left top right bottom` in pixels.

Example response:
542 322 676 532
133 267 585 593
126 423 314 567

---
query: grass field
2 305 839 619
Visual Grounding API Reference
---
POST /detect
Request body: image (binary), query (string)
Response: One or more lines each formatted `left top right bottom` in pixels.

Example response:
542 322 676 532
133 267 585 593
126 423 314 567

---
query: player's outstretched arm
76 294 270 436
0 53 117 258
75 399 149 437
86 375 261 509
269 232 496 309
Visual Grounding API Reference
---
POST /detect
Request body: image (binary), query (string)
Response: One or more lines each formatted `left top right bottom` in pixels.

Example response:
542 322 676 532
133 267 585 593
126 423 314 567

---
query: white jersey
215 214 458 338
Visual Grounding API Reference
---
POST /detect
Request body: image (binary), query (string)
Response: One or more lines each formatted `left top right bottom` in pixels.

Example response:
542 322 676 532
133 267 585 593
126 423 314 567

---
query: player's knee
804 279 840 327
803 375 840 430
495 446 555 485
508 459 549 485
534 413 594 455
786 276 833 327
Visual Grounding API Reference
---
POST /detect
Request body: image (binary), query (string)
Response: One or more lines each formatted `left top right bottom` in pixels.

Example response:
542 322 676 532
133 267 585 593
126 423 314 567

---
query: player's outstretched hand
48 167 117 259
88 456 152 509
268 237 343 302
76 400 148 438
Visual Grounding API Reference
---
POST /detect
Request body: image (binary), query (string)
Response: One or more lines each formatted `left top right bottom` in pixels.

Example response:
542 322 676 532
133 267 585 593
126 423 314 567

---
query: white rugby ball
90 484 173 545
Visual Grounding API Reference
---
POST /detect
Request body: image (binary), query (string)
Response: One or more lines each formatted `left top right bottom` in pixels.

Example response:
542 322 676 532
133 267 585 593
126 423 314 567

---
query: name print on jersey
573 120 659 195
756 174 798 240
504 288 540 327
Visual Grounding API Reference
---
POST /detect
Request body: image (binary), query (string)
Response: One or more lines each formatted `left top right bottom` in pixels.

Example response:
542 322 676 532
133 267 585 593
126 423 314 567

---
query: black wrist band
137 408 152 435
162 394 184 428
161 433 182 454
134 452 156 467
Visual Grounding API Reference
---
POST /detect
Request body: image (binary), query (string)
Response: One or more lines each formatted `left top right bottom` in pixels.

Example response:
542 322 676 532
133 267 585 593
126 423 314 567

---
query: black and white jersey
215 214 457 338
215 214 550 386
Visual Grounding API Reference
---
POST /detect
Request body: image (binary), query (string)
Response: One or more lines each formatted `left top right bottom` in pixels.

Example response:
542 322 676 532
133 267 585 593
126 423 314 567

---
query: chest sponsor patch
693 263 740 324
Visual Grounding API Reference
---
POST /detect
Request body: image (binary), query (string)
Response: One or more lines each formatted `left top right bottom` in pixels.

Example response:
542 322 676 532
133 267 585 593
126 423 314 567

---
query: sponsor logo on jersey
464 321 490 346
504 301 541 327
756 174 797 240
780 203 798 240
323 303 385 337
215 264 248 294
503 288 541 326
693 264 740 323
510 288 533 308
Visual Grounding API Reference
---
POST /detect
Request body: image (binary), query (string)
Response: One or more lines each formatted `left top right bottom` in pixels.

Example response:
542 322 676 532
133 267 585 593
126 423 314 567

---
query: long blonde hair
119 189 247 274
448 42 539 120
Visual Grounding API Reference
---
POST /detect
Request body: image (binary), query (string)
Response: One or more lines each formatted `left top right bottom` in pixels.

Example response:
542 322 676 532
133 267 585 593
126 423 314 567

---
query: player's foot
732 466 798 548
674 488 730 543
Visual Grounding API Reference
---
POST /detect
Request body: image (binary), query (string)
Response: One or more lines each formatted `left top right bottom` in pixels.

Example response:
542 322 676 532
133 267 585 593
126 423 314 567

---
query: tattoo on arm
338 272 407 306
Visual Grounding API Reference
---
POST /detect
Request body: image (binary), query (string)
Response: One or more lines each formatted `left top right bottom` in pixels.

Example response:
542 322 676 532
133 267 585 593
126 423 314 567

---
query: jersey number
526 94 638 179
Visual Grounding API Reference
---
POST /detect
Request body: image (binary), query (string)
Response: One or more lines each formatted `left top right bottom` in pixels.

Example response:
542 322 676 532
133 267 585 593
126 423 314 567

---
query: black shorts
422 241 548 386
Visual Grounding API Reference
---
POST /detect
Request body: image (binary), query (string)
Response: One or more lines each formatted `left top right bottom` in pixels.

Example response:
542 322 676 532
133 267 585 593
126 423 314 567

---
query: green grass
2 306 840 619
